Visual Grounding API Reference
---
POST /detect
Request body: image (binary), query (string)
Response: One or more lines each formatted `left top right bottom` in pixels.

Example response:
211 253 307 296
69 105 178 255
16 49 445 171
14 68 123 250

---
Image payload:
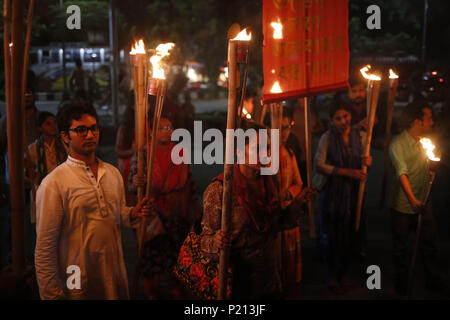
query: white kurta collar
67 155 106 182
67 155 90 168
67 155 103 167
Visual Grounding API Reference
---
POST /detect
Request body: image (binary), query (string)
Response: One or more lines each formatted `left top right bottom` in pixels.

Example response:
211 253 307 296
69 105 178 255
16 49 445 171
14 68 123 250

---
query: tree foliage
2 0 449 87
348 0 424 55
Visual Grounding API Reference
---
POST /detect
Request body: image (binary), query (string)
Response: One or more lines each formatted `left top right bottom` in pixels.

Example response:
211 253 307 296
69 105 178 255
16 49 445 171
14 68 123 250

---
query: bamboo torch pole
21 0 35 106
129 44 147 297
355 66 381 231
218 28 251 300
137 78 166 257
136 53 147 205
407 141 440 299
303 97 316 238
132 43 174 298
23 0 36 207
137 42 174 256
379 69 399 209
3 0 11 123
269 102 282 197
145 79 166 199
7 0 26 273
218 38 237 301
129 41 149 298
130 51 139 161
260 104 268 125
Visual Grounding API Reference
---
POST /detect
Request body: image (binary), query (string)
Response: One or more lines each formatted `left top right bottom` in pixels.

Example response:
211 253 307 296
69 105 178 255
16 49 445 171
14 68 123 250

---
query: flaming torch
145 42 175 197
380 69 399 208
218 26 252 300
129 40 149 298
130 43 174 295
407 138 440 299
267 18 283 130
269 81 283 133
136 42 175 255
355 65 381 231
269 81 283 205
303 96 316 239
129 40 148 205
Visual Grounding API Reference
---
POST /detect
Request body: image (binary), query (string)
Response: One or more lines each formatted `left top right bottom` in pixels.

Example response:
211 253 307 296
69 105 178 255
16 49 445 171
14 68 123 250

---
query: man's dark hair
75 59 82 68
36 111 56 127
348 76 365 88
403 100 431 128
57 102 98 133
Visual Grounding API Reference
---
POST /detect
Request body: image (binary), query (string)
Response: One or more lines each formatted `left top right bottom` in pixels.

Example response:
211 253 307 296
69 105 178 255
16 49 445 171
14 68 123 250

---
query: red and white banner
263 0 349 103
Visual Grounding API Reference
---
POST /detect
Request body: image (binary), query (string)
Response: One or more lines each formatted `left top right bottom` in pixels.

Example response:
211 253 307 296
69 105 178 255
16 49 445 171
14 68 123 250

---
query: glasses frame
68 124 99 137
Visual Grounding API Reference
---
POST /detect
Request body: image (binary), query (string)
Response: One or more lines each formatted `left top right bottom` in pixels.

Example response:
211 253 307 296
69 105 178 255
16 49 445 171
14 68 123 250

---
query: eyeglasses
69 124 99 137
158 126 173 131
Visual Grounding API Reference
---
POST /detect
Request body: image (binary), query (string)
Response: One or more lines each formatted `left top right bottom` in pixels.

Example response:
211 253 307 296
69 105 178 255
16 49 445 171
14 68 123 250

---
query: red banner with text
263 0 349 103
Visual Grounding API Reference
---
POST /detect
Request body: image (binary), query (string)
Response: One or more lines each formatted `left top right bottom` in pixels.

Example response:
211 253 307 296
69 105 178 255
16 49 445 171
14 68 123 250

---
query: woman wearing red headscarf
199 122 315 299
129 117 200 299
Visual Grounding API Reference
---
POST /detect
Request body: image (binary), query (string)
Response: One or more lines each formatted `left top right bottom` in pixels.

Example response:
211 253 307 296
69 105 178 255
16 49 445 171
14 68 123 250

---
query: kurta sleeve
35 180 66 300
314 132 336 175
200 181 223 254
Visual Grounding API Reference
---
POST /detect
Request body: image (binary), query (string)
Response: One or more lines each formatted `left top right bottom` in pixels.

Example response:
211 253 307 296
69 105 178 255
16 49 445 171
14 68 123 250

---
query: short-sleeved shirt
389 130 428 214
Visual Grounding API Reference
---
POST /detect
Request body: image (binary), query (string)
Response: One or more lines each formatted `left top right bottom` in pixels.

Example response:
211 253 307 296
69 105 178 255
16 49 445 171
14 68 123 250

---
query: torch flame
360 65 381 81
232 28 252 41
270 81 282 93
389 68 399 79
130 39 146 55
150 42 175 80
271 19 283 39
419 138 440 162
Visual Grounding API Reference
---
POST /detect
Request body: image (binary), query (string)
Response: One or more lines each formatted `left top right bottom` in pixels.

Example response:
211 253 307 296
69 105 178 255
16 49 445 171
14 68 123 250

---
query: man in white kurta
35 102 149 300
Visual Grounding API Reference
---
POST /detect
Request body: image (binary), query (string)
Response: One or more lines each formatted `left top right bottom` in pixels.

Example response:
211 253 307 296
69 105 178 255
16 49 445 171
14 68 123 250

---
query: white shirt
35 156 138 300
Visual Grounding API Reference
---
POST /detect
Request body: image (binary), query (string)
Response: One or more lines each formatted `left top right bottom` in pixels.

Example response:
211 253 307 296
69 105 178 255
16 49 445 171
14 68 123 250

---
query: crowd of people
0 67 449 300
